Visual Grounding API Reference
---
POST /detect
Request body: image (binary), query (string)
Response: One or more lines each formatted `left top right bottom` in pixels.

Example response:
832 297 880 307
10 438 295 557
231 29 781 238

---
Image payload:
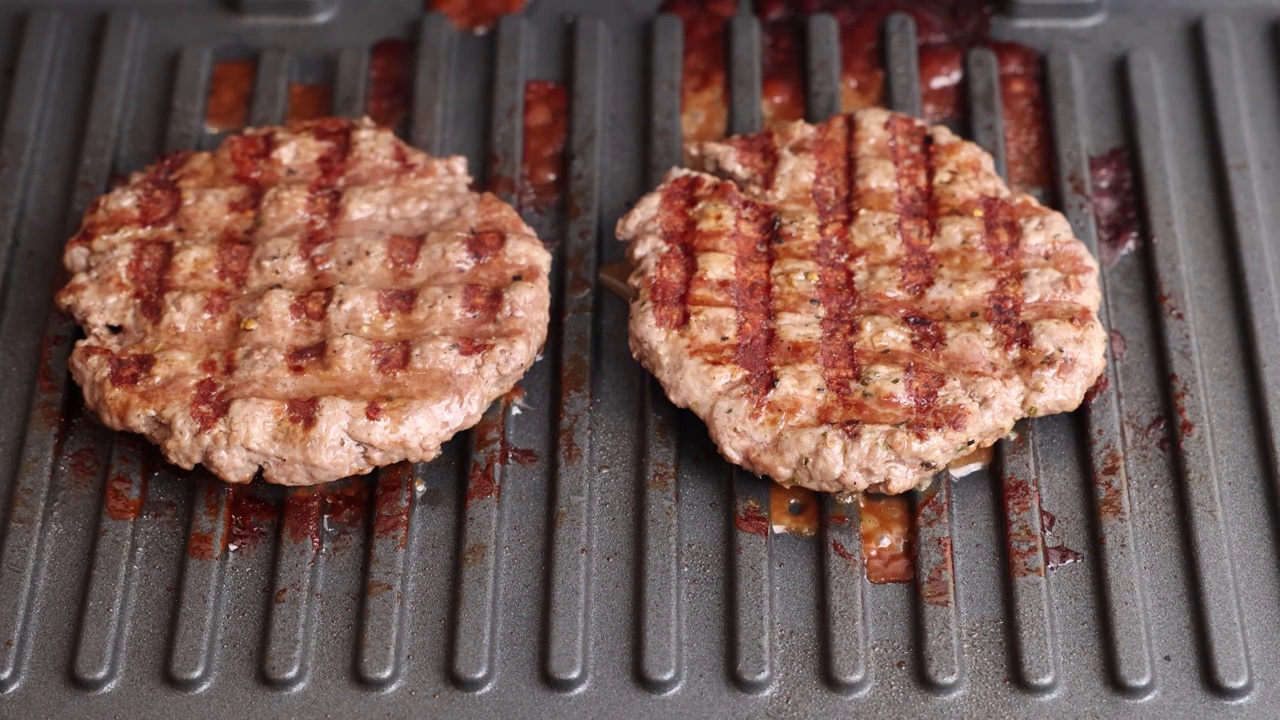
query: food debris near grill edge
55 117 552 486
615 108 1106 496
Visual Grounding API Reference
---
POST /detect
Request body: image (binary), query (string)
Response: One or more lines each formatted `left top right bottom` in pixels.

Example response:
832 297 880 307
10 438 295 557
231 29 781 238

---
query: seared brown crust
57 117 551 485
618 108 1105 494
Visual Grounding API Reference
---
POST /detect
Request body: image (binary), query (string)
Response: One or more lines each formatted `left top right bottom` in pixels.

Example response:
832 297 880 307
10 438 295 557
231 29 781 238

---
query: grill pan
2 0 1280 716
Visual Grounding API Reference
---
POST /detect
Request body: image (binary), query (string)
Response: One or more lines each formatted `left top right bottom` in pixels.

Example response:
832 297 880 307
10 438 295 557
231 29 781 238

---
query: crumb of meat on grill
56 116 551 486
616 107 1106 495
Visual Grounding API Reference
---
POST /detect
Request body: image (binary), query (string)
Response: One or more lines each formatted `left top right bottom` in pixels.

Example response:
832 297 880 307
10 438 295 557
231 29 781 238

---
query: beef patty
57 117 551 486
617 108 1105 494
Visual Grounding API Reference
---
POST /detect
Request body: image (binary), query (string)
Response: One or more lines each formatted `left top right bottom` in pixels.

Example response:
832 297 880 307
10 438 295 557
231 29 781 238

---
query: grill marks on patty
620 107 1106 493
649 174 702 330
57 117 553 485
887 113 938 299
981 195 1033 353
811 115 864 432
730 195 780 402
659 114 966 432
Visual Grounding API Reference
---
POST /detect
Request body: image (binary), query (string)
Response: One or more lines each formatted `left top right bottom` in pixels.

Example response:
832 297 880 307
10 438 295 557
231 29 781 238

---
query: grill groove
449 15 527 692
881 12 962 694
542 16 607 692
1127 49 1252 697
1046 48 1154 696
1200 16 1280 510
248 49 327 691
72 434 148 690
0 10 111 694
967 45 1058 694
635 11 684 696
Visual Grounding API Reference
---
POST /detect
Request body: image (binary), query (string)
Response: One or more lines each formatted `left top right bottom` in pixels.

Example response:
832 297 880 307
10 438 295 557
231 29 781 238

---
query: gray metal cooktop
1 0 1280 716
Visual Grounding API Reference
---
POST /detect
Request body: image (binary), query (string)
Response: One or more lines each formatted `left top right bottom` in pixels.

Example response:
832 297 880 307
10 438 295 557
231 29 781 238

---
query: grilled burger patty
617 108 1105 494
57 117 551 486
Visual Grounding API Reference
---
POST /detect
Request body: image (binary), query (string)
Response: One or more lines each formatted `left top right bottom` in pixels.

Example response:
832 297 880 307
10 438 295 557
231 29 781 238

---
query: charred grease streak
67 448 99 485
734 498 770 537
324 478 371 530
692 1 1049 140
1039 509 1082 569
373 462 413 550
1088 148 1143 267
228 485 279 553
915 485 954 605
104 473 145 521
283 488 324 553
1003 477 1046 578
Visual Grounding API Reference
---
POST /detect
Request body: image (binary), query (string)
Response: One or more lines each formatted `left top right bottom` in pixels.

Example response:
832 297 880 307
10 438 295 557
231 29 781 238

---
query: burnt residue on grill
372 462 413 549
429 0 527 33
1110 329 1128 362
1039 509 1082 569
465 412 505 506
36 329 70 428
1167 373 1196 445
66 447 99 485
103 473 145 521
227 484 279 553
1094 446 1127 522
915 484 954 605
1004 476 1046 577
519 80 569 215
205 60 255 133
187 481 233 560
322 477 371 530
367 39 412 129
282 488 324 553
1088 148 1143 267
466 386 527 509
1143 413 1172 454
734 497 770 536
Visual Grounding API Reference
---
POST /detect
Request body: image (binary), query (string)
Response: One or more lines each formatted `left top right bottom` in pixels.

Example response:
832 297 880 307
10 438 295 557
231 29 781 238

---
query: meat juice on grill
287 84 332 123
665 1 1050 194
204 60 255 133
645 1 1091 584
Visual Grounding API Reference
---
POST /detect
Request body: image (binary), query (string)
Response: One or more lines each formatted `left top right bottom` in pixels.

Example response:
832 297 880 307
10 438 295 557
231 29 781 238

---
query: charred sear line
733 129 781 192
887 115 938 299
812 115 860 423
299 121 355 264
650 174 703 330
130 239 173 323
981 196 1033 353
732 196 780 402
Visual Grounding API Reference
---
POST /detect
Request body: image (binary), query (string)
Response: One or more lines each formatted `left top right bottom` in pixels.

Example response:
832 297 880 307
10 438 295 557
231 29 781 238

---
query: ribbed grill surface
1 1 1279 715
